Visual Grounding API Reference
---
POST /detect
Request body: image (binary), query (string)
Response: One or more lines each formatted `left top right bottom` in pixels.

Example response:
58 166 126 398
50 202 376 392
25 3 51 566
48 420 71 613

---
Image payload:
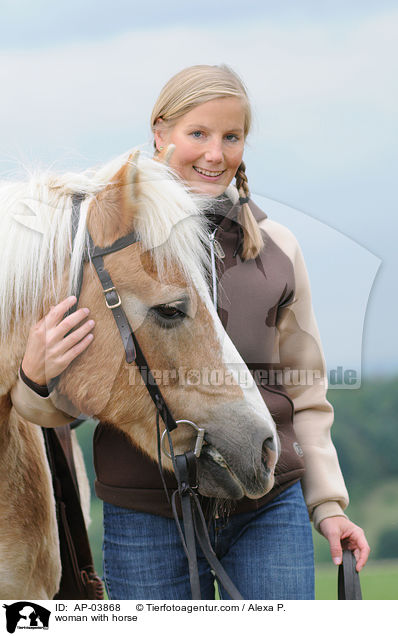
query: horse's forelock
131 158 211 284
84 155 211 286
0 152 211 339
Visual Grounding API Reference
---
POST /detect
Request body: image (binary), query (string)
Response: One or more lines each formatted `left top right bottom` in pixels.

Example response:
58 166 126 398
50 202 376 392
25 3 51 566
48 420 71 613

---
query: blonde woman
14 65 370 599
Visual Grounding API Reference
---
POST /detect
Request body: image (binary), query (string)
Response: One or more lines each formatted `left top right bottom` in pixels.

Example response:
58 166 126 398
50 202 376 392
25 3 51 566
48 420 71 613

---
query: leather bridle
66 194 243 600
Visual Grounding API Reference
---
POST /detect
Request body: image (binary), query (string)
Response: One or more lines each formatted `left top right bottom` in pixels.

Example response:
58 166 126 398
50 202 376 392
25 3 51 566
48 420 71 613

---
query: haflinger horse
0 150 279 599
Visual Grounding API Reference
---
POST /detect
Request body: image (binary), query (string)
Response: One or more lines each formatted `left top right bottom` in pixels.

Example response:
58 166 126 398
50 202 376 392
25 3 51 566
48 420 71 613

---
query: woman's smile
193 166 226 180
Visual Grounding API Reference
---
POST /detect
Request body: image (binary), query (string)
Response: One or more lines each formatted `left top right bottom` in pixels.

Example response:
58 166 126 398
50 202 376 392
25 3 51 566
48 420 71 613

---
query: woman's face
155 97 246 197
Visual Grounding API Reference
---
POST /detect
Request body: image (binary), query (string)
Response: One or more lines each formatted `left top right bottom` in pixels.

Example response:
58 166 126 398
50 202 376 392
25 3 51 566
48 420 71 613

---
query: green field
315 560 398 600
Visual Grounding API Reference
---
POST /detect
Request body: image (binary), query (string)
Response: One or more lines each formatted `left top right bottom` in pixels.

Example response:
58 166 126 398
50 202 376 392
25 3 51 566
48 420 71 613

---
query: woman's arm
11 296 95 428
11 372 76 427
259 218 370 570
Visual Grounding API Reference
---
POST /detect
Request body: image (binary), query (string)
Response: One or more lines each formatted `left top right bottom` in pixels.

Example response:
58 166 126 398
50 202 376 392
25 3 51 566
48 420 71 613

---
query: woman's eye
151 302 187 328
191 130 204 139
225 134 239 142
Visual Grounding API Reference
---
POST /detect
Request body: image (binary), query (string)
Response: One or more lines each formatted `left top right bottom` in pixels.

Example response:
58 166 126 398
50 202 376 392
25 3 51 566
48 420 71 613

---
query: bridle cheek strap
89 246 178 434
90 252 136 363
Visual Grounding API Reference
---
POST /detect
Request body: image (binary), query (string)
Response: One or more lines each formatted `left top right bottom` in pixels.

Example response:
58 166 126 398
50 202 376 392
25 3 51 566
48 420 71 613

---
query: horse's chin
197 445 274 500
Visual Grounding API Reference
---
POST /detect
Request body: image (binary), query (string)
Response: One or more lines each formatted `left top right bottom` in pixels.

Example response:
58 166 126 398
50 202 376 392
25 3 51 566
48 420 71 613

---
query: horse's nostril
262 437 276 469
263 437 276 452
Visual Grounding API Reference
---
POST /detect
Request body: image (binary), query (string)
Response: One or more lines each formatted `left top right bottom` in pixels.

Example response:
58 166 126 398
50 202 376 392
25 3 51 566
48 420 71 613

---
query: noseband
66 193 242 600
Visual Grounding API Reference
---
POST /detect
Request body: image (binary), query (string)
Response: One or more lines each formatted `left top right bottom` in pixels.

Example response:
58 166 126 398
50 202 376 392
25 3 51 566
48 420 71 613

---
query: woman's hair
151 64 264 260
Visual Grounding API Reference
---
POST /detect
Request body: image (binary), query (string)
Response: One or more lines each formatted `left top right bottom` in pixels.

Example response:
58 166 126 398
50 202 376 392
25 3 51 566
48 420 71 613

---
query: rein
67 193 243 600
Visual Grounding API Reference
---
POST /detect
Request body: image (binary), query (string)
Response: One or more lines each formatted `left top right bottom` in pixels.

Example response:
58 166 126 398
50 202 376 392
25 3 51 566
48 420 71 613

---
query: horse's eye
151 302 187 328
155 304 184 318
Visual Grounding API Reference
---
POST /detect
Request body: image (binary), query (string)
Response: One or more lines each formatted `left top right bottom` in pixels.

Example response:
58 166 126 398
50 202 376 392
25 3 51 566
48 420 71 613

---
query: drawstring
208 228 225 308
233 226 244 258
209 228 218 308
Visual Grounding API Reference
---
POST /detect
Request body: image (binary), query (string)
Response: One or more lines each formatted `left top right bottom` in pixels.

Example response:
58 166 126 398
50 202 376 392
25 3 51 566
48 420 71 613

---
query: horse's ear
88 149 141 246
122 148 140 206
154 143 175 167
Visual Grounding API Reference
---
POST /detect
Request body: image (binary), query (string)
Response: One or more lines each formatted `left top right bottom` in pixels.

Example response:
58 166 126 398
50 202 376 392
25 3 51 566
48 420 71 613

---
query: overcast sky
1 1 397 381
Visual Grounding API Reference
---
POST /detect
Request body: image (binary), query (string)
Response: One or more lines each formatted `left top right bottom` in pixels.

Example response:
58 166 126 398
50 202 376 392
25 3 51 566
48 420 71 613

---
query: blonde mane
0 151 211 338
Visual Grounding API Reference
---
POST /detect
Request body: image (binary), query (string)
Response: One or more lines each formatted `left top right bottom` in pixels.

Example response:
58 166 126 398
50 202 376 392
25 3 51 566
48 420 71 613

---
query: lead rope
155 412 201 597
155 411 243 599
169 453 243 601
154 227 243 599
171 455 201 599
191 493 243 600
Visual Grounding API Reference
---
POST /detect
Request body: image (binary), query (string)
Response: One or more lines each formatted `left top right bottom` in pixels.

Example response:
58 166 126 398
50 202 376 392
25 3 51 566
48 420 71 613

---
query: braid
236 160 250 199
235 162 264 260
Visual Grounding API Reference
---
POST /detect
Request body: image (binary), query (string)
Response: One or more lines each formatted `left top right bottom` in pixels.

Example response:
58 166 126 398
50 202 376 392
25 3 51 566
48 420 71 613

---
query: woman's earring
158 146 164 151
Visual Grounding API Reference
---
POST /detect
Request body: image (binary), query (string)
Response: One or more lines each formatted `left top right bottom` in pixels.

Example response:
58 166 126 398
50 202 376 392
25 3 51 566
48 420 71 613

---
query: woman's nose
204 139 223 163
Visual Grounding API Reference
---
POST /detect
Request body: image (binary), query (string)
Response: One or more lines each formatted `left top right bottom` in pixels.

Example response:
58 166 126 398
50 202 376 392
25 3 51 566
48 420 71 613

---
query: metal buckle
103 286 121 309
161 420 205 459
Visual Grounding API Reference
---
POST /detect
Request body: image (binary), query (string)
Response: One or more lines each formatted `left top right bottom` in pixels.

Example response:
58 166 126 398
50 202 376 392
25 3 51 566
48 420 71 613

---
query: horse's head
59 152 279 500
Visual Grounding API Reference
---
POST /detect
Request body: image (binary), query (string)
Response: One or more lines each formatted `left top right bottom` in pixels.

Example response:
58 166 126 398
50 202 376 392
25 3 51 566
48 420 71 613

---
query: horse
0 150 279 599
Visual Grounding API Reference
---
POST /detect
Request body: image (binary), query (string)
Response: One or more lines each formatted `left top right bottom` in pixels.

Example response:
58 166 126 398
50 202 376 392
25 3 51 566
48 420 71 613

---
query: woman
13 64 370 599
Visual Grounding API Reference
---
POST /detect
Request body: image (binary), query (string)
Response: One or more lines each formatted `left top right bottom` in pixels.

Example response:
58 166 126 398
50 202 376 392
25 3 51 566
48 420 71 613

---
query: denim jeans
102 481 315 600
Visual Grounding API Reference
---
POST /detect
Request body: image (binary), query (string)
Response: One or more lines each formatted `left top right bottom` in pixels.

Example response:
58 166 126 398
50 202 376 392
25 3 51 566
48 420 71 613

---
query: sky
1 1 397 381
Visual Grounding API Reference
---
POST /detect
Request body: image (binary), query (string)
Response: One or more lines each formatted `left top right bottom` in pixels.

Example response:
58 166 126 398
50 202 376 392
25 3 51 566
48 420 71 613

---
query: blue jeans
103 481 314 600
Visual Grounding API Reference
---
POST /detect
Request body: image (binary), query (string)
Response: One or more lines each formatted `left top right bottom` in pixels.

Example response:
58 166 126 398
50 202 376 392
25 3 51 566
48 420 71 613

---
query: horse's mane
0 150 211 338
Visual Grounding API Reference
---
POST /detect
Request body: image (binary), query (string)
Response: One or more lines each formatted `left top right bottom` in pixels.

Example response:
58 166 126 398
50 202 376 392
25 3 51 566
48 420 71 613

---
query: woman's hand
319 516 370 572
22 296 95 386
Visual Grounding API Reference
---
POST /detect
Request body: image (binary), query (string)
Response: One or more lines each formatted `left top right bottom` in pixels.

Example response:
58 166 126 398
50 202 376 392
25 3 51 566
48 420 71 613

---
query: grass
316 559 398 600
